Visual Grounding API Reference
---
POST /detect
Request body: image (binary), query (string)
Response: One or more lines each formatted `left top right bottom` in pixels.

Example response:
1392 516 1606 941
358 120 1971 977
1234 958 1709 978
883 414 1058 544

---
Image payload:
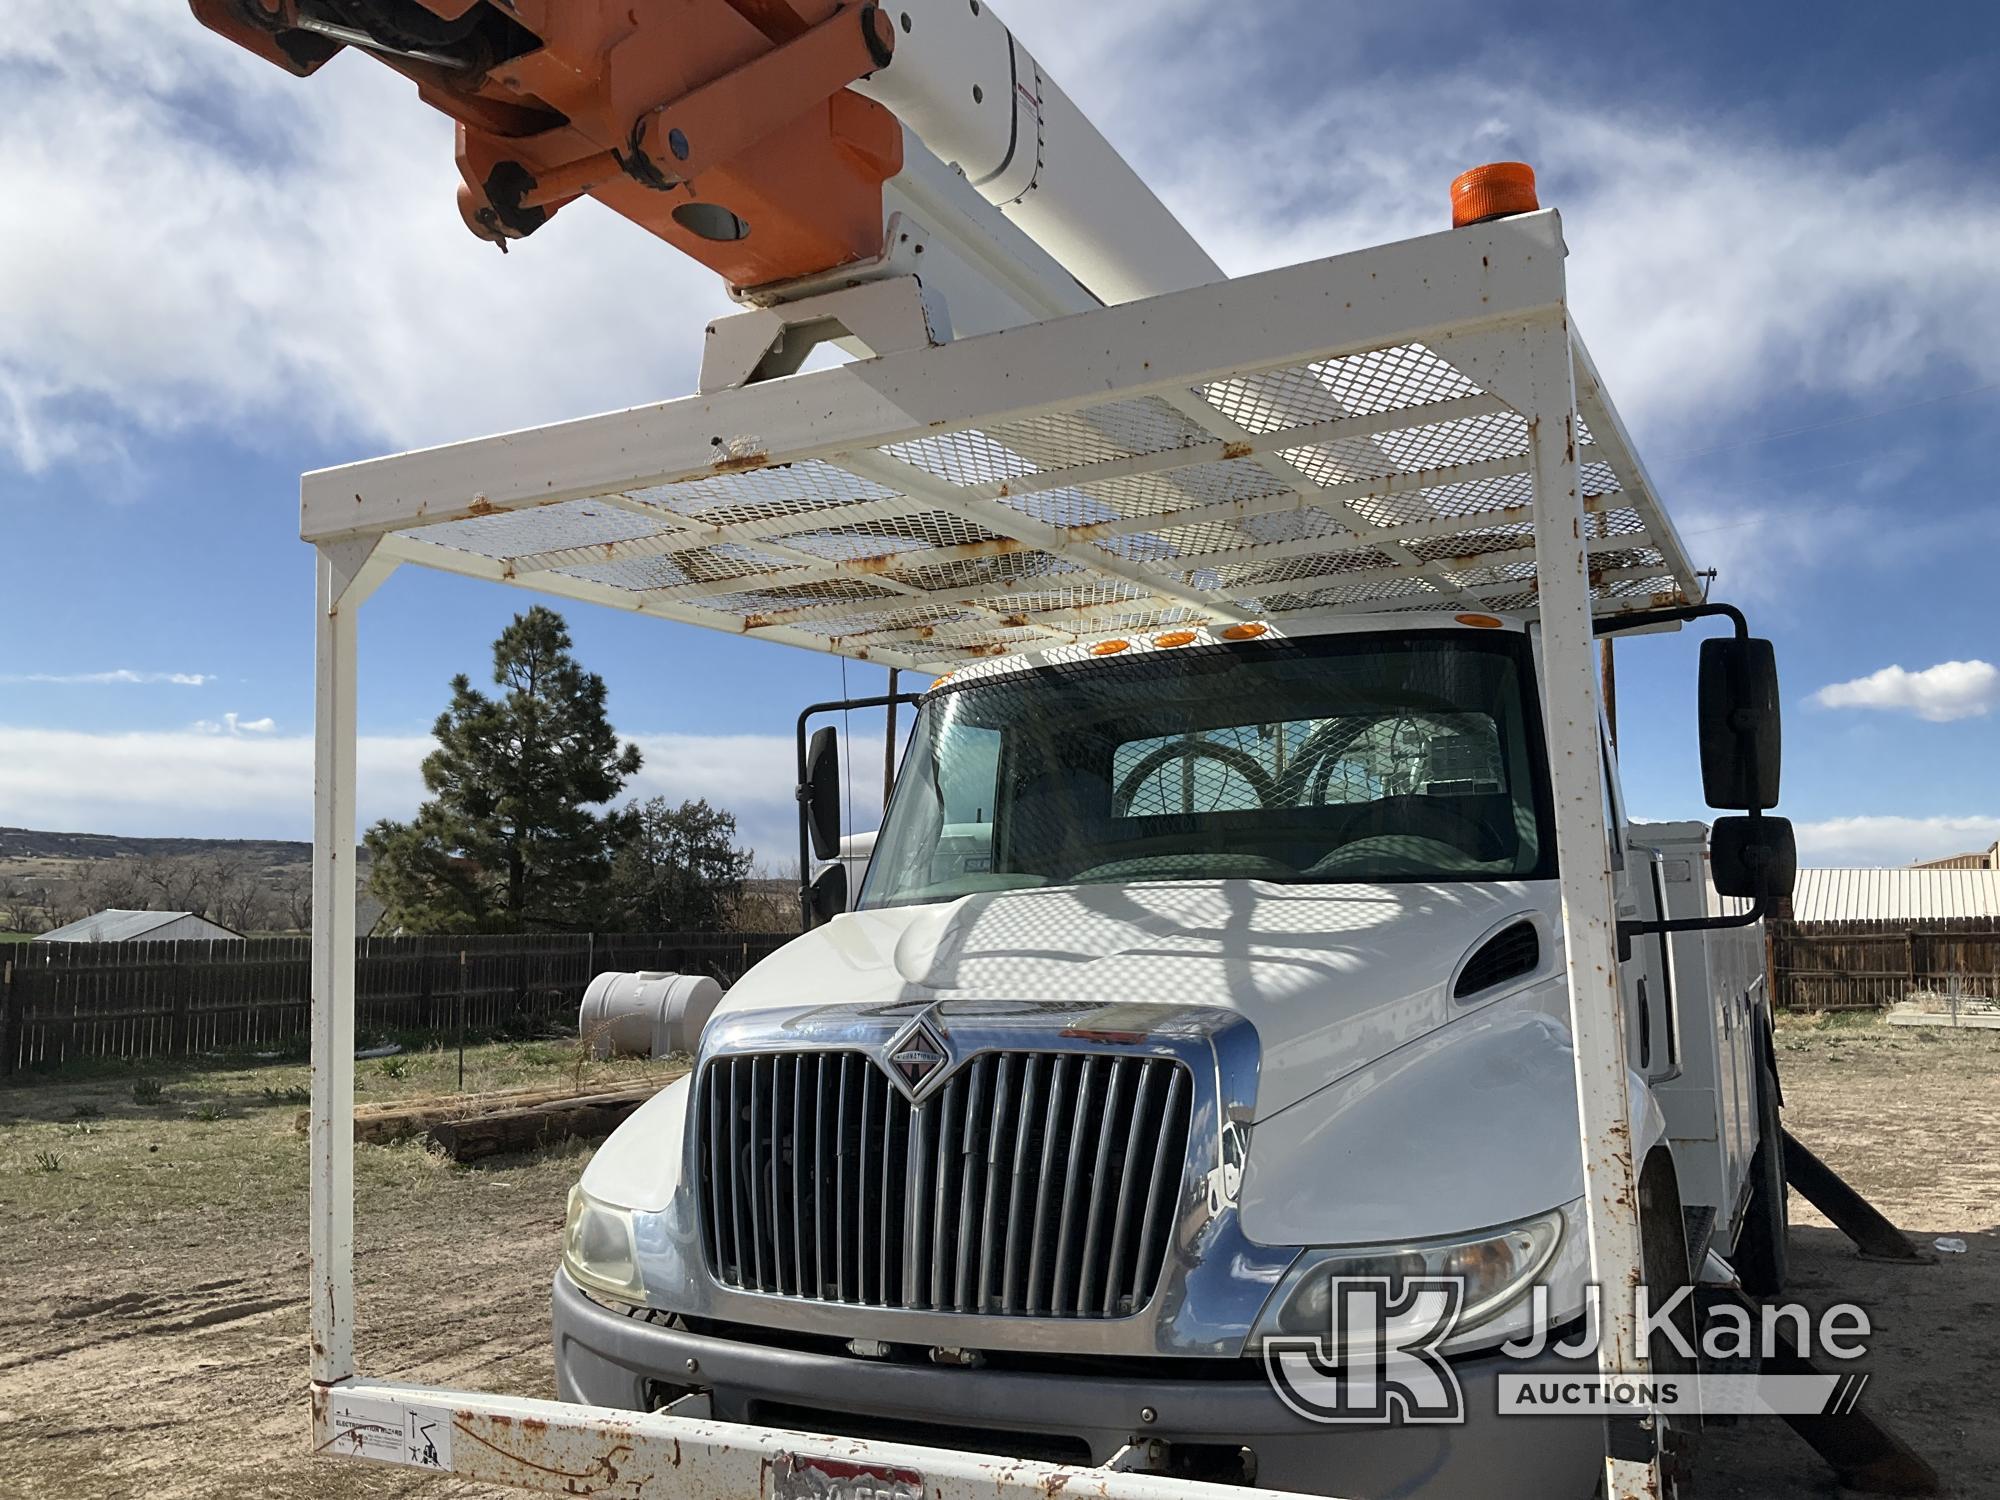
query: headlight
562 1185 645 1303
1252 1202 1582 1354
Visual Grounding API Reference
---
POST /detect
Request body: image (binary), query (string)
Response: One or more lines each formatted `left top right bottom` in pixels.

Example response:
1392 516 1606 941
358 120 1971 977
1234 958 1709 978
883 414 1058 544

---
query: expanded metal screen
399 337 1691 669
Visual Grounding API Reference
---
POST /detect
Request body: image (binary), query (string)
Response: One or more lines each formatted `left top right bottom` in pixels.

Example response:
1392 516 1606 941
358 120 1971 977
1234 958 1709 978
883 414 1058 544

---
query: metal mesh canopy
311 212 1699 671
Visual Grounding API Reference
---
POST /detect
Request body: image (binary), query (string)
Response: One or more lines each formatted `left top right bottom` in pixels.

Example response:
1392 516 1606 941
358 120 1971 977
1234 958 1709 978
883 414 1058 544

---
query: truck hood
723 879 1556 1118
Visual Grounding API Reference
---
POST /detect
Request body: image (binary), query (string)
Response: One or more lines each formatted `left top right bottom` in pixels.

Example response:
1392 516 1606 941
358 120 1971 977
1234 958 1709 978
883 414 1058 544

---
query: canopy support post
309 540 394 1388
1519 316 1661 1499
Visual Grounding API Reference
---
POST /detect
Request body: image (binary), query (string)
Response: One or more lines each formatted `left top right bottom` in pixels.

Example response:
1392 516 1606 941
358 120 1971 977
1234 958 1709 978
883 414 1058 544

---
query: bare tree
1 876 60 934
132 855 209 913
202 854 271 933
64 861 146 924
732 860 804 934
272 866 314 933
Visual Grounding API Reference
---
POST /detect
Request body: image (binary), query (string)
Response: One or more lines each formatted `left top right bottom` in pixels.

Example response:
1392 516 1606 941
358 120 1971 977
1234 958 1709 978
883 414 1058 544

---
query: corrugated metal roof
35 909 241 943
1790 869 2000 925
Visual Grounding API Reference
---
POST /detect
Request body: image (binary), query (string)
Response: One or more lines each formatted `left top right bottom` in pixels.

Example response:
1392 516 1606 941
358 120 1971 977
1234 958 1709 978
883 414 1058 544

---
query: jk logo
1262 1278 1466 1425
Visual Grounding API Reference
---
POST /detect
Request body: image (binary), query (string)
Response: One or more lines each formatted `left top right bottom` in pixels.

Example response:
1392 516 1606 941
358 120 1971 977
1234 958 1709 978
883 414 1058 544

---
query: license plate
770 1452 926 1500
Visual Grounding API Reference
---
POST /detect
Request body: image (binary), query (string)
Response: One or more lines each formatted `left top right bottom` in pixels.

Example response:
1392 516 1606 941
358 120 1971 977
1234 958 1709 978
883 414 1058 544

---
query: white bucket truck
553 606 1797 1499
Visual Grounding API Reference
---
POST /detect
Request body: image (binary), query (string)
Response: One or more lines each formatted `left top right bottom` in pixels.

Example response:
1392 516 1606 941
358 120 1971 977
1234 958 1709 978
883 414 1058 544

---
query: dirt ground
0 1016 1994 1500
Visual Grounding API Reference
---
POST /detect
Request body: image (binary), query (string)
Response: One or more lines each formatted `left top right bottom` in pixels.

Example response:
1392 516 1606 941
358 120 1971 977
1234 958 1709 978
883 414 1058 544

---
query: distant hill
0 826 312 865
0 826 341 937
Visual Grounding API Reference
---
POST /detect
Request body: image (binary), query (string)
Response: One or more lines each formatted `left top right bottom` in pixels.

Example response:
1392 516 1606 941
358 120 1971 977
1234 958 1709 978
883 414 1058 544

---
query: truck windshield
858 630 1556 908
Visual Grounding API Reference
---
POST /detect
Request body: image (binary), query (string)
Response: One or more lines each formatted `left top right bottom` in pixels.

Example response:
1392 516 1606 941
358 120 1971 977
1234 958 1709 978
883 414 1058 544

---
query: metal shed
1789 868 2000 926
34 909 243 944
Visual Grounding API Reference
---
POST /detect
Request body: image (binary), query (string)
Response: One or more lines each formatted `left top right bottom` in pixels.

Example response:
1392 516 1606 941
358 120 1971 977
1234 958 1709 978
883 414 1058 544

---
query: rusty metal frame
300 211 1697 672
307 207 1668 1495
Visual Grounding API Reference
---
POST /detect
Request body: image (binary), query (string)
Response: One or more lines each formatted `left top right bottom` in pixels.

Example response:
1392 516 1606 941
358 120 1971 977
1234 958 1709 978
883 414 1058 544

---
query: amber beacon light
1450 162 1540 228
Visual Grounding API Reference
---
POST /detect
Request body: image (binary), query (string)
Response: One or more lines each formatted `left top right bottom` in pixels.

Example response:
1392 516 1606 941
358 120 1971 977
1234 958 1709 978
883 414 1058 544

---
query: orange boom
191 0 904 290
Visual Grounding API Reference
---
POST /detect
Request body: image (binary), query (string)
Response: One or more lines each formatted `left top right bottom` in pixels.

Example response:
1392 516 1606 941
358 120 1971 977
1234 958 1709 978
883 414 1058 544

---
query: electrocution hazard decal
324 1392 453 1470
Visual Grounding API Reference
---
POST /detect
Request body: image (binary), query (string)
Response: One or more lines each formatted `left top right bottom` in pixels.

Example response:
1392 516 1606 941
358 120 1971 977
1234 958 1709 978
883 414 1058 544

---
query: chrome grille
698 1050 1192 1318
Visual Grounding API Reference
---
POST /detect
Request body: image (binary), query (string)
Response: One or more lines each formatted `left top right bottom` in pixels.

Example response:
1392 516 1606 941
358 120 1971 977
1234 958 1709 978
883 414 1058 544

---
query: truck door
1630 848 1681 1082
1599 720 1665 1077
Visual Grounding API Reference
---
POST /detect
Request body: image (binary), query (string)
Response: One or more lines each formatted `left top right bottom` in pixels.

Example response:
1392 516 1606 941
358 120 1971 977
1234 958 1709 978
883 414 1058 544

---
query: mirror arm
1616 892 1776 964
1601 600 1765 803
795 689 927 926
1617 892 1767 956
1593 600 1748 641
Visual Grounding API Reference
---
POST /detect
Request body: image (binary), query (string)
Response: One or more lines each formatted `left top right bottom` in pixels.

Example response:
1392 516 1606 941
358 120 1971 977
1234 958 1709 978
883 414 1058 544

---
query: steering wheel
1113 740 1277 816
1325 795 1496 858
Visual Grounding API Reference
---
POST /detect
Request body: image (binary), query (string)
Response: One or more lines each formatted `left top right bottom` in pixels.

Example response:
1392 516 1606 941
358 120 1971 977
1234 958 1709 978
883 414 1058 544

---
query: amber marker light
1153 630 1198 648
1450 162 1539 228
1219 622 1269 641
1455 613 1505 629
1090 639 1131 655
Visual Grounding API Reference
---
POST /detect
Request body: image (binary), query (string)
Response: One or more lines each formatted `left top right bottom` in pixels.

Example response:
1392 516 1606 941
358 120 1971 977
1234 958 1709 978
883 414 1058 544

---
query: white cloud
0 669 209 686
0 726 431 841
1812 660 1999 723
7 3 1996 490
192 712 278 736
1002 6 2000 499
1159 83 2000 452
0 1 732 477
0 724 851 866
1793 814 2000 868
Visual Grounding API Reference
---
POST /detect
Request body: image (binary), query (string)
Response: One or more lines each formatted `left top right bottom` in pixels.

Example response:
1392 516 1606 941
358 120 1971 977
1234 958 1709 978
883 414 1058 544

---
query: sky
2 0 1998 869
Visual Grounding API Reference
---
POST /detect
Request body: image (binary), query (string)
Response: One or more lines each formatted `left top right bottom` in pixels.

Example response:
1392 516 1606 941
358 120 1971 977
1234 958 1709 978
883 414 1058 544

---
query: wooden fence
1768 917 2000 1012
12 914 1988 1068
0 931 794 1073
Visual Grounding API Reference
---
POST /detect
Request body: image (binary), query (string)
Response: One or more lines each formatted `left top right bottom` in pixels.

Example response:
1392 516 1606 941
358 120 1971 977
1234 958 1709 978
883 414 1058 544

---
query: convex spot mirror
807 861 848 928
803 725 841 863
1699 637 1782 810
1711 815 1797 902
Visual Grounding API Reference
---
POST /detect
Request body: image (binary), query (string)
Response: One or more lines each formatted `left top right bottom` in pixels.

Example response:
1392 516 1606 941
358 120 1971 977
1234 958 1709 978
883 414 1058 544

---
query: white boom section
855 0 1223 305
306 207 1670 1494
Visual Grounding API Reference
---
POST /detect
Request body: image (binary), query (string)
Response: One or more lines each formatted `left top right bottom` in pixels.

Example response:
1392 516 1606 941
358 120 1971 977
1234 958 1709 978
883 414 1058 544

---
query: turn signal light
1450 162 1539 228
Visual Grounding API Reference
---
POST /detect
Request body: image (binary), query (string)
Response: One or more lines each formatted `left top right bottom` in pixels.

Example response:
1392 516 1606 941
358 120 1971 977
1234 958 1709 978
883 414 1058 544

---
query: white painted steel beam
834 448 1245 623
1511 317 1661 1499
300 213 1569 543
378 535 935 664
309 540 392 1385
314 1379 1327 1500
1573 337 1701 593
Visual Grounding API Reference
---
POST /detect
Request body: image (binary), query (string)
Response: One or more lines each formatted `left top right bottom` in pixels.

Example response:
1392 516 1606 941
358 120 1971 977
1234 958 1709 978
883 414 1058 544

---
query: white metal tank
578 971 723 1060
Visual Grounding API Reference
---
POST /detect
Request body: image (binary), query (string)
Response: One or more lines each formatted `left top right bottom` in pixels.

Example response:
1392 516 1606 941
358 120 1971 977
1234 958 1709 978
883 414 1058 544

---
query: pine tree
604 797 753 932
366 607 641 933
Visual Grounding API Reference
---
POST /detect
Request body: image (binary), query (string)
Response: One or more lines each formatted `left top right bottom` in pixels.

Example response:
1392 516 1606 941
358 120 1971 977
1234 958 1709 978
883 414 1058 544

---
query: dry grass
0 1018 1992 1499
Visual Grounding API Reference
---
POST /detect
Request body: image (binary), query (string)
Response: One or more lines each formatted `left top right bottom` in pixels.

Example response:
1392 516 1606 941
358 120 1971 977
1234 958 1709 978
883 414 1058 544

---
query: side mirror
1699 637 1782 810
806 861 848 928
1711 815 1796 902
802 725 841 862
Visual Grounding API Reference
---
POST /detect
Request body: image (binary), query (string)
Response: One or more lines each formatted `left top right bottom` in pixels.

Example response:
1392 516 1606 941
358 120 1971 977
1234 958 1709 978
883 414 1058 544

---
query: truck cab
551 609 1792 1499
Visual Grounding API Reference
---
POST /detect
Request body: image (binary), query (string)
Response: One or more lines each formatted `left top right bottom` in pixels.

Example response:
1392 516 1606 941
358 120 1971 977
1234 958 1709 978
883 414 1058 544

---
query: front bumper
551 1270 1606 1500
